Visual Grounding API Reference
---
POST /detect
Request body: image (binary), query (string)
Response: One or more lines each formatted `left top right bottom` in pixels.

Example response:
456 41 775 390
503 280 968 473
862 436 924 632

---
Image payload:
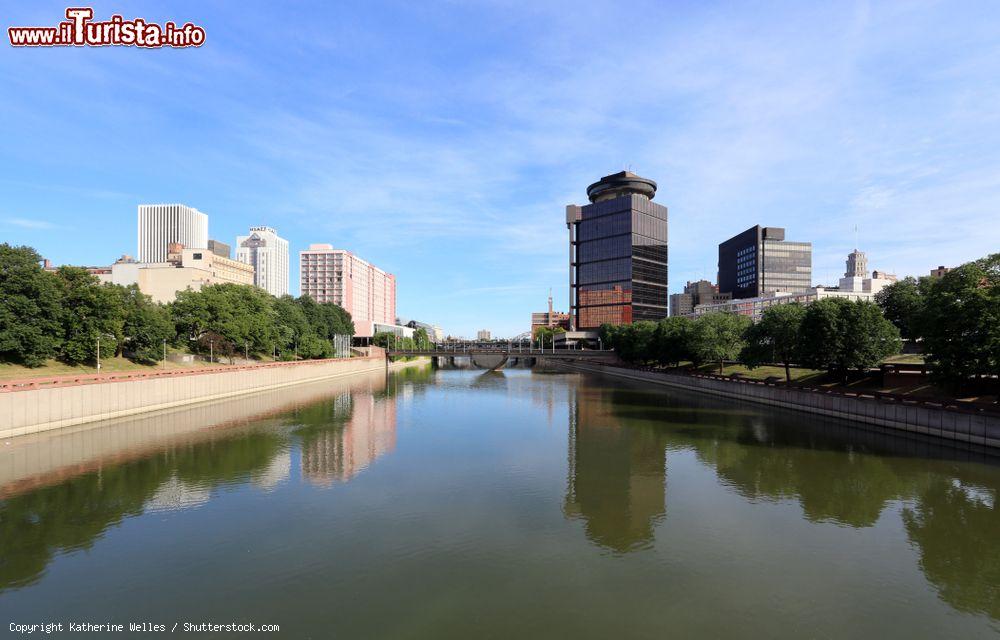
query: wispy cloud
3 217 59 230
1 1 999 336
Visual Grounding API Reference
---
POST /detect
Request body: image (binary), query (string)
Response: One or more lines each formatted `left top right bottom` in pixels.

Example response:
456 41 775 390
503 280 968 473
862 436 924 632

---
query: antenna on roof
854 224 859 251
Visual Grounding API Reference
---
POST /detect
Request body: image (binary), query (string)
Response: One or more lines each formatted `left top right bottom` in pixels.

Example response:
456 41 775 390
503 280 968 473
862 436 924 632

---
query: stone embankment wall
0 356 425 439
555 360 1000 449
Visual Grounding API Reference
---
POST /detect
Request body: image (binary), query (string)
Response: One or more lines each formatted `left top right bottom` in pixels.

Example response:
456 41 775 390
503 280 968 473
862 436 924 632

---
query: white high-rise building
137 204 208 263
236 226 289 297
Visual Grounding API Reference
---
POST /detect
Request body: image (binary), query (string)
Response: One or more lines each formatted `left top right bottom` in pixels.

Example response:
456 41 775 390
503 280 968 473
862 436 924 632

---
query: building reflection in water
252 450 292 492
564 379 1000 618
299 392 398 487
563 384 667 553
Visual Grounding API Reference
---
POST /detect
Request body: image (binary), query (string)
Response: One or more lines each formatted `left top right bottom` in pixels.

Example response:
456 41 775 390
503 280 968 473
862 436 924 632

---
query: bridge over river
386 344 617 370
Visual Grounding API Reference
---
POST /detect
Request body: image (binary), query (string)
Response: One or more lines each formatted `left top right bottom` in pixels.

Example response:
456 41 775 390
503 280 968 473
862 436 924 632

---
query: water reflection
0 426 286 592
1 367 999 628
565 375 1000 619
903 477 1000 620
0 366 434 593
298 392 398 487
563 385 667 553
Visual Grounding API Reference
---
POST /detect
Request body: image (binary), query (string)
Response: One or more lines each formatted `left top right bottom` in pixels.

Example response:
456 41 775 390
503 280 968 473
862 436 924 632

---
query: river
1 365 998 638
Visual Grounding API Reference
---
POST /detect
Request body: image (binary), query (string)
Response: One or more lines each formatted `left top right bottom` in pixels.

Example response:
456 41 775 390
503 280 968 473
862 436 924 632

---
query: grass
883 353 926 365
684 360 997 406
0 352 227 381
692 363 827 384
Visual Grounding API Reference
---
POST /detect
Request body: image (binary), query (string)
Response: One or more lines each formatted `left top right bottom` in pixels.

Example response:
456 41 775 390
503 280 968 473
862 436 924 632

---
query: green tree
118 285 173 363
373 331 401 350
413 327 431 350
653 316 694 367
170 284 278 357
535 326 566 348
799 298 900 381
54 267 126 365
273 295 315 359
798 298 844 375
296 295 354 341
598 323 621 350
874 276 927 340
691 312 752 374
0 244 64 366
920 254 1000 390
740 303 806 382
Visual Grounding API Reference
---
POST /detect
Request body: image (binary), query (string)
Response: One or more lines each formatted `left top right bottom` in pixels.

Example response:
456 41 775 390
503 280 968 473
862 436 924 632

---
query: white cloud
3 217 58 230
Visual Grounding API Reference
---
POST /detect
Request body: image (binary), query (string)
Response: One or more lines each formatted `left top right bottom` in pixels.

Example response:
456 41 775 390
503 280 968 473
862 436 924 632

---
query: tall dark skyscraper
717 225 811 300
567 171 668 329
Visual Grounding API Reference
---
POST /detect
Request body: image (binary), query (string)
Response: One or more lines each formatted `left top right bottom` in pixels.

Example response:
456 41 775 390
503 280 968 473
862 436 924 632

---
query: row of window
578 211 631 242
578 281 632 306
632 258 668 283
632 244 667 263
578 258 632 285
578 305 632 328
577 211 668 243
578 235 632 262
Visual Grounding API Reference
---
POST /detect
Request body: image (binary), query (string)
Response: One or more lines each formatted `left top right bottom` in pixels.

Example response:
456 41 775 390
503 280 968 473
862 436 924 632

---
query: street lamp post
162 339 167 369
96 333 115 373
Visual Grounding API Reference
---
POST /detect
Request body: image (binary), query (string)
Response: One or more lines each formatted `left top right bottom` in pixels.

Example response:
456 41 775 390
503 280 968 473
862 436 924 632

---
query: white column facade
137 204 208 263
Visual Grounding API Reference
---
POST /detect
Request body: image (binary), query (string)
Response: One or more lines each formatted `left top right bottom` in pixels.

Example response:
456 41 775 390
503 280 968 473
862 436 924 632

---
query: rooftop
585 170 658 203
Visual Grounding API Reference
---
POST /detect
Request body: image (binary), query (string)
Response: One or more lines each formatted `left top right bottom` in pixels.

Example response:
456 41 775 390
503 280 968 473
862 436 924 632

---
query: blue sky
2 1 999 338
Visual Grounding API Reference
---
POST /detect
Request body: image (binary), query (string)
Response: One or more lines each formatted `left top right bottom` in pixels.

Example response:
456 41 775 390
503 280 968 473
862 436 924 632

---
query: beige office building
108 244 255 303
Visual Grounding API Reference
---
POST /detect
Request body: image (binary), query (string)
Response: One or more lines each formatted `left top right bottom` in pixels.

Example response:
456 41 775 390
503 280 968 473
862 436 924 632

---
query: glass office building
718 225 811 299
567 171 668 329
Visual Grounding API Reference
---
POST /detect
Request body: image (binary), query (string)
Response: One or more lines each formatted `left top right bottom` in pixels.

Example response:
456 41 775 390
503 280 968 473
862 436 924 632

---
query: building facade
693 250 893 321
299 244 396 338
477 330 492 341
567 171 668 330
137 204 208 263
405 320 444 342
208 239 231 258
845 249 867 278
718 226 811 300
669 280 731 317
531 292 571 336
236 226 289 297
107 244 255 303
930 265 950 278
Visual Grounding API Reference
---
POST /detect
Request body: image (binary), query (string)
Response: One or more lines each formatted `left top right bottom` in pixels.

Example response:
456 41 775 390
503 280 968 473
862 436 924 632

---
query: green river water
1 366 998 638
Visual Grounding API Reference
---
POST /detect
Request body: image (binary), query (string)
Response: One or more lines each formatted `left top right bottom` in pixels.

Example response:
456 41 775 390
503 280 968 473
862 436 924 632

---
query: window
193 253 202 259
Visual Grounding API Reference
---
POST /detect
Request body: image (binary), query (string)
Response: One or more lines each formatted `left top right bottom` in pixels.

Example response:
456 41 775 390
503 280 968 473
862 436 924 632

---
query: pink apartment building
299 244 396 338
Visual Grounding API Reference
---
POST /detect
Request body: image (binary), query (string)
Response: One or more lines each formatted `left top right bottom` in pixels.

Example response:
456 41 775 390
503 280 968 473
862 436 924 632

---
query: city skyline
3 1 999 337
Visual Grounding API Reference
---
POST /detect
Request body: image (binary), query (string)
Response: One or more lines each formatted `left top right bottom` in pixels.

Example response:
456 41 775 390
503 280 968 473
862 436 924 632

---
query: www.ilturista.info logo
8 7 206 48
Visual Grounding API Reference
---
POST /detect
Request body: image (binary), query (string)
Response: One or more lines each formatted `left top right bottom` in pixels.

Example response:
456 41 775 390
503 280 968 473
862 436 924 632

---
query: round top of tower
586 171 658 203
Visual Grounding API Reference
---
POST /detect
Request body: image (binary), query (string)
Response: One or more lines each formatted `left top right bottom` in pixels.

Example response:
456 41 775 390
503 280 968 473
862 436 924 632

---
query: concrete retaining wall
0 357 426 440
556 360 1000 449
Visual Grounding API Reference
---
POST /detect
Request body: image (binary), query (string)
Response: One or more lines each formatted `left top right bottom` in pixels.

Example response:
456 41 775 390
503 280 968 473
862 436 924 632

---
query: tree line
875 252 999 390
0 244 355 367
601 297 901 383
602 251 1000 391
372 327 432 352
